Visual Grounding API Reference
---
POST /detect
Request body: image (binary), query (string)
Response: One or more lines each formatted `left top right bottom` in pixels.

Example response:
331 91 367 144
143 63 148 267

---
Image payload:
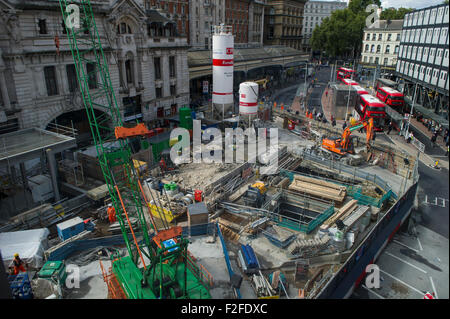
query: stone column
33 66 46 97
0 70 11 110
57 64 69 95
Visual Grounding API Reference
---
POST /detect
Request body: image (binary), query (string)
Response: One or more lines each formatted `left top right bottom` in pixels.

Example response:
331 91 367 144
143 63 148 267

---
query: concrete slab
0 128 76 166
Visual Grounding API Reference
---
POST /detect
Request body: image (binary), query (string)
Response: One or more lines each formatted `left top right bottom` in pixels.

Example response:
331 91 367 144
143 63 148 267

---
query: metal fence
299 149 397 198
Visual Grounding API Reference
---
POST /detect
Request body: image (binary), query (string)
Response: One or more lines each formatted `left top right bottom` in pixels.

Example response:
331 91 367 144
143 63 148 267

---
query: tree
310 0 378 59
380 7 414 20
348 0 381 14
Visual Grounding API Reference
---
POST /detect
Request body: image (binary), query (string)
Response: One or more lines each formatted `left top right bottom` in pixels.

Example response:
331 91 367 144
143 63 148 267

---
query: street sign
203 81 209 94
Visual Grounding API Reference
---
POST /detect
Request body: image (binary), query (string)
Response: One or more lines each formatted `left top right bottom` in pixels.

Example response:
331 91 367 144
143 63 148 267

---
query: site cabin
337 67 355 82
375 78 398 91
342 78 358 86
353 94 386 132
376 86 405 113
353 85 369 96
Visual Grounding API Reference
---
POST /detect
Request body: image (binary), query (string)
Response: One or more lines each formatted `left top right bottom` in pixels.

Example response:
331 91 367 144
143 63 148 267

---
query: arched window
365 44 369 52
376 45 381 53
125 59 133 84
371 45 375 53
385 45 390 54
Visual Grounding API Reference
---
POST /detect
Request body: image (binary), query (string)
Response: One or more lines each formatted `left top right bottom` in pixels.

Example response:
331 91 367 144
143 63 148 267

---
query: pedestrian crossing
422 195 449 208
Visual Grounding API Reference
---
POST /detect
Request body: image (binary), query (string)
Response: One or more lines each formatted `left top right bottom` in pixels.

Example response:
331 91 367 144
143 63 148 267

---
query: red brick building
225 0 250 43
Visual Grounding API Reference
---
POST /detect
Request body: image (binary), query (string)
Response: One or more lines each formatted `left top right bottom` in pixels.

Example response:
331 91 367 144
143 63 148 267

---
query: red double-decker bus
353 94 386 131
376 86 405 112
337 67 355 82
353 85 369 95
342 78 358 86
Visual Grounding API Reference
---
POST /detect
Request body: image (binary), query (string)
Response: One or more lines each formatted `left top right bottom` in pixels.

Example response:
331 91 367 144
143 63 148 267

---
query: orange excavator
321 117 374 156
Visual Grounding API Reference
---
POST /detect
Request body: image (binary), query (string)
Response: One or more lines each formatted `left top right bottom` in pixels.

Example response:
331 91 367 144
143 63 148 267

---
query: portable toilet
56 217 85 241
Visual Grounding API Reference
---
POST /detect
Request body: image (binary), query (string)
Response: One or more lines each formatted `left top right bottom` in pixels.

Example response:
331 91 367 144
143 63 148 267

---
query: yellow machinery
251 182 267 195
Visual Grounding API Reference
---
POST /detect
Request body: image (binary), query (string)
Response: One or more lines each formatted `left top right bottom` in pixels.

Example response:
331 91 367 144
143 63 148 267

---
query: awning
405 97 449 129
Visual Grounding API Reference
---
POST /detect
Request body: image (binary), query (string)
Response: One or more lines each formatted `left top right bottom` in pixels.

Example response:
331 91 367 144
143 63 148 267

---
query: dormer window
117 22 132 35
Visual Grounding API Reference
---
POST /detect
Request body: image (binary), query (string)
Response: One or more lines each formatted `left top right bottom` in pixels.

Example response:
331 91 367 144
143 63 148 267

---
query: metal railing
300 149 397 198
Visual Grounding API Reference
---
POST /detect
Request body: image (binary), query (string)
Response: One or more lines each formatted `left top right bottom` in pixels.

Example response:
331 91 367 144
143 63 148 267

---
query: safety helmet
14 253 19 258
108 203 112 207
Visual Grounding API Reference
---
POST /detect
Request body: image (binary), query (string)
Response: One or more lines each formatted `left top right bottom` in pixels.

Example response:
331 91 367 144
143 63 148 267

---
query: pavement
273 69 449 299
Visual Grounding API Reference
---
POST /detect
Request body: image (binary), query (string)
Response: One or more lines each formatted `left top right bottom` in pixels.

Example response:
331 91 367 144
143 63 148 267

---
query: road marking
393 239 419 253
416 237 423 251
384 251 427 274
361 285 385 299
429 277 439 299
379 269 424 296
423 196 449 207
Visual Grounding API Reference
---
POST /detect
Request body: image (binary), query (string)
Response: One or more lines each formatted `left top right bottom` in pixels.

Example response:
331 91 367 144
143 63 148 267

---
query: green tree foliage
380 7 414 20
310 0 380 58
348 0 381 14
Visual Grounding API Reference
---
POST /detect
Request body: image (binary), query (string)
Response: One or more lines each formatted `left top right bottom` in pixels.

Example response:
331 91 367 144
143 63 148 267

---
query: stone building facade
0 0 189 136
361 20 403 69
263 0 307 51
188 0 226 50
144 0 190 40
302 1 347 53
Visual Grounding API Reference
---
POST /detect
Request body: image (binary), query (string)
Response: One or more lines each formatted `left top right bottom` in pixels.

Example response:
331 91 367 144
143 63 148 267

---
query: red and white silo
239 82 259 115
212 25 234 119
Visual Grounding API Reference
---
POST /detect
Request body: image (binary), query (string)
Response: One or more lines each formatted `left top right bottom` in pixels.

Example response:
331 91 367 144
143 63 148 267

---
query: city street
281 63 449 299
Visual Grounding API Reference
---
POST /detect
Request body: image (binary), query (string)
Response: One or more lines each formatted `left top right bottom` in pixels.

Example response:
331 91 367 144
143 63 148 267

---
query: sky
313 0 445 10
380 0 444 9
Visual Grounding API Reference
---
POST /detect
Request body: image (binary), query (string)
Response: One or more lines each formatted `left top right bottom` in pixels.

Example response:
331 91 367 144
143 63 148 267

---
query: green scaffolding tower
58 0 212 299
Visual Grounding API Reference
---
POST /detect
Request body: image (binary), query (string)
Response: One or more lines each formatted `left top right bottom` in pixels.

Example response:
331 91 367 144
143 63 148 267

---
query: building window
376 45 381 53
369 57 373 63
365 44 369 52
384 58 388 65
364 56 367 63
38 19 47 34
154 57 161 80
372 34 376 40
375 57 379 64
66 64 78 93
169 56 176 78
125 60 133 84
62 19 67 34
44 66 58 96
170 85 176 96
86 63 97 89
118 22 132 35
156 87 162 98
387 33 391 41
394 45 399 54
385 45 390 54
378 33 382 41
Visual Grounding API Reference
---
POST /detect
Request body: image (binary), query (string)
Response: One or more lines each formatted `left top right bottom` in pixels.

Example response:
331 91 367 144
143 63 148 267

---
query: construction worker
107 204 116 224
12 253 26 275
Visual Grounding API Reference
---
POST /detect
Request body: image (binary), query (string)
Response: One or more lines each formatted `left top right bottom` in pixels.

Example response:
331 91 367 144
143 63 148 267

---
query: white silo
239 82 259 115
212 24 234 119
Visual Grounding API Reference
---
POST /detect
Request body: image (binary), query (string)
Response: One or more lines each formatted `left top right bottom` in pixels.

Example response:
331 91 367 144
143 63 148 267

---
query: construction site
0 2 420 301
